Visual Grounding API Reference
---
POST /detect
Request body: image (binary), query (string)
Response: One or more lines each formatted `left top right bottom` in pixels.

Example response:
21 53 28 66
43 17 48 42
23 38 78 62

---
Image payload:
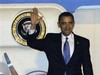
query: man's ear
57 22 60 28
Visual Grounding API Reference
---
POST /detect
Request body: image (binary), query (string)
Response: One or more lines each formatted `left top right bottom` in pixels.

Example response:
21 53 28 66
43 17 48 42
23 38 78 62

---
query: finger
31 8 38 19
32 8 38 15
35 16 43 24
39 16 43 20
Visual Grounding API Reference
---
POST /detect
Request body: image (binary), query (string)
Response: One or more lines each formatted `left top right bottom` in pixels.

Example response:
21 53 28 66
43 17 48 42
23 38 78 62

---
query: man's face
58 16 74 36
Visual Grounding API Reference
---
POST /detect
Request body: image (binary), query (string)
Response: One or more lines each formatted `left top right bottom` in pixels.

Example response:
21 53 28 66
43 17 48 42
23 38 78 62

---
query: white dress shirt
61 33 74 58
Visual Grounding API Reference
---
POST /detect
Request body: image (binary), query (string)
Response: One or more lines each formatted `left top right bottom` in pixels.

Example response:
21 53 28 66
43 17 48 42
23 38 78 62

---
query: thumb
36 16 43 24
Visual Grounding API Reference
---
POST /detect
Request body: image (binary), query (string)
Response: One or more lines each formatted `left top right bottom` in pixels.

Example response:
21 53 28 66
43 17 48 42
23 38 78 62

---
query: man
27 8 94 75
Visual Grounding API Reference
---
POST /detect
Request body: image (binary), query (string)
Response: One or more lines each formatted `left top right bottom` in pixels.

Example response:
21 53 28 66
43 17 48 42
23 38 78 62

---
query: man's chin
62 32 71 36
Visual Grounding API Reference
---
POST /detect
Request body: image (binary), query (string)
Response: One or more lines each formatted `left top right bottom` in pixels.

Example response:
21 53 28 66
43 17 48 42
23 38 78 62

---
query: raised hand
30 8 42 29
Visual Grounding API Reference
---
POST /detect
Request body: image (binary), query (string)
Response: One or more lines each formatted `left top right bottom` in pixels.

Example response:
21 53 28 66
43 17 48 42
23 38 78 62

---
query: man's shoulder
74 34 89 41
46 33 61 36
45 33 61 40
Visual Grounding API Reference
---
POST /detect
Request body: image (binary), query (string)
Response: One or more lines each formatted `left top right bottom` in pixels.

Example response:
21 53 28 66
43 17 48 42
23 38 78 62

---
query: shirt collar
61 33 74 41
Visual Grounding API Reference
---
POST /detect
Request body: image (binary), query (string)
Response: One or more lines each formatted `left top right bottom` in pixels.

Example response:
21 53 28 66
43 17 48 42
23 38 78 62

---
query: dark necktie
63 38 70 75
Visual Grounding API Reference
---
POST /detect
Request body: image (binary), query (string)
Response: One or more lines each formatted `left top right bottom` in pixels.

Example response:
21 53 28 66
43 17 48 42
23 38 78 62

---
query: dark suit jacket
27 33 93 75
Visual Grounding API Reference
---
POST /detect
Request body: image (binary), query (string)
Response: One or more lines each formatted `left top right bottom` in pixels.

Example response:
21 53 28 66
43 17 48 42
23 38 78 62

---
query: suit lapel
67 34 80 65
55 33 65 64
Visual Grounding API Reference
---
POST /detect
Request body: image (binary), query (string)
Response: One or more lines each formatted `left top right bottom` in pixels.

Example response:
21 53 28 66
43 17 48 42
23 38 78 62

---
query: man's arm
82 40 94 75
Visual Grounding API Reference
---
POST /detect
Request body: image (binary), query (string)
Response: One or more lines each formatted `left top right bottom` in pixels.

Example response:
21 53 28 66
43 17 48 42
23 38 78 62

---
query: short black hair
58 12 75 23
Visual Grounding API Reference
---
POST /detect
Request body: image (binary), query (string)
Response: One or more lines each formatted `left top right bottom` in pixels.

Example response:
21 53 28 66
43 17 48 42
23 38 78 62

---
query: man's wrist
28 29 35 35
30 25 36 30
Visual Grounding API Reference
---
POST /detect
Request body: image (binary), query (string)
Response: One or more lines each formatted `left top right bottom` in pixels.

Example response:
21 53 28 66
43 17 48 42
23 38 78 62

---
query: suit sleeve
26 33 47 51
82 39 94 75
